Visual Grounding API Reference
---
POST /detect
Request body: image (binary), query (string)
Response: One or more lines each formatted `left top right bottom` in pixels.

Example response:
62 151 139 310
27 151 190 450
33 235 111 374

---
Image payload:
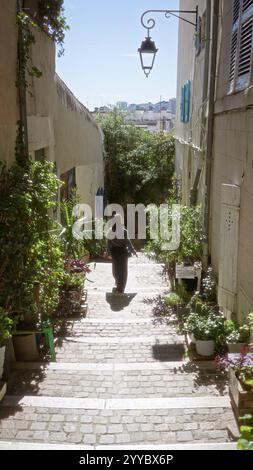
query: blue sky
56 0 179 110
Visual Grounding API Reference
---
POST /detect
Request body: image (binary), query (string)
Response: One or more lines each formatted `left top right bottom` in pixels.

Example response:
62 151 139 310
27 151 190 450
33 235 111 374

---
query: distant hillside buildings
94 99 176 134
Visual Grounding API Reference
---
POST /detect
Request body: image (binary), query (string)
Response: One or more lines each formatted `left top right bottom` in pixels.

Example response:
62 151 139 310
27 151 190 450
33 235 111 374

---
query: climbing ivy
16 11 42 90
16 0 69 89
38 0 69 57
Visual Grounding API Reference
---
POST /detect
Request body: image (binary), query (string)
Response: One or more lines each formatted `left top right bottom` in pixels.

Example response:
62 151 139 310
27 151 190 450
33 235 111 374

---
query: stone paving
0 406 233 445
7 365 228 398
0 255 236 448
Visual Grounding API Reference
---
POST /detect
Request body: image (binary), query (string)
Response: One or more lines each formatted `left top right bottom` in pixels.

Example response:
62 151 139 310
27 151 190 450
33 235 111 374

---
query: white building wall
175 0 210 205
210 0 253 319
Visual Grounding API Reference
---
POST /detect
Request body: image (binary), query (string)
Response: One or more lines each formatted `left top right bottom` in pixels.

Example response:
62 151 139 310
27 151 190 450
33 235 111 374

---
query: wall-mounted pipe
203 0 220 268
17 0 29 158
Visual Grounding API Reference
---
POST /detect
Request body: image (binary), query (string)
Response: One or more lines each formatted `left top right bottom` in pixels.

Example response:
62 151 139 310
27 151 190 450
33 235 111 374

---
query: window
180 81 191 123
35 148 46 162
60 168 76 201
229 0 253 93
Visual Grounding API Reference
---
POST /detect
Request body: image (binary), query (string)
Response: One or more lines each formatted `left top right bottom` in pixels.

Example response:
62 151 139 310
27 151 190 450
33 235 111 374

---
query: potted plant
181 312 199 344
217 349 253 425
183 309 226 356
0 309 14 379
165 292 187 320
225 320 251 353
64 260 90 299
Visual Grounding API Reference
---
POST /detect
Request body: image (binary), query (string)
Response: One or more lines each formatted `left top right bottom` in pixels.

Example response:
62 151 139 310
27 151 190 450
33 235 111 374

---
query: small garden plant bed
229 368 253 425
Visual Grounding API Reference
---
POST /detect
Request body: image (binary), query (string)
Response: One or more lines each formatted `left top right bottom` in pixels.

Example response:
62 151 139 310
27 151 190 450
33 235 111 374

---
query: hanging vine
38 0 69 57
16 0 69 89
16 11 42 91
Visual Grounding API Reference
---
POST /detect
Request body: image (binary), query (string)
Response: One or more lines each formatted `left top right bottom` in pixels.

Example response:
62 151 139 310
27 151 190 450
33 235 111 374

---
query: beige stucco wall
0 4 104 208
54 76 104 209
0 0 19 166
210 0 253 319
26 27 56 161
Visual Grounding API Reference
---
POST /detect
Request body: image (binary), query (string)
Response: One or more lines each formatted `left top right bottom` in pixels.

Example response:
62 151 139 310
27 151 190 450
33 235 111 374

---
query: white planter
196 340 215 357
227 342 246 354
0 345 6 379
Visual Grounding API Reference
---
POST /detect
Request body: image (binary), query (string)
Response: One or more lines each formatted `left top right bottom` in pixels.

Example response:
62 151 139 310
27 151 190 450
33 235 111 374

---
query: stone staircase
0 257 237 449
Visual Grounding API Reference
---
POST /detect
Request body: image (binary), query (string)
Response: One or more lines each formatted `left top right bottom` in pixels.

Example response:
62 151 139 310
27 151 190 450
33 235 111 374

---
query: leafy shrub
0 158 65 325
165 293 184 308
202 267 217 303
98 108 175 208
145 205 205 288
0 308 14 347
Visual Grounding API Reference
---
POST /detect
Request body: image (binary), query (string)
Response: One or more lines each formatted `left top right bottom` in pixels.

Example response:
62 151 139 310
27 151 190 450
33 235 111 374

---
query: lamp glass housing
138 36 158 77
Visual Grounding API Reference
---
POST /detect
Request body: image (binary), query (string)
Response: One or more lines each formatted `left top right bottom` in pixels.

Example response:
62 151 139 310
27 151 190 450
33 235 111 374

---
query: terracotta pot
13 334 40 362
227 342 246 354
196 340 215 357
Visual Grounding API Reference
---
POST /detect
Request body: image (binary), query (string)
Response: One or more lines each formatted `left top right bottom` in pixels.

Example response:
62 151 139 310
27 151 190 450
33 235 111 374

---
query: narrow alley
0 256 236 450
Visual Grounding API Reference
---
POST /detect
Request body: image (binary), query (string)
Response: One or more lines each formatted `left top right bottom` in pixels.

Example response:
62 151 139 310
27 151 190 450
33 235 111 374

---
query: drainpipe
17 0 29 158
202 0 211 117
203 0 220 268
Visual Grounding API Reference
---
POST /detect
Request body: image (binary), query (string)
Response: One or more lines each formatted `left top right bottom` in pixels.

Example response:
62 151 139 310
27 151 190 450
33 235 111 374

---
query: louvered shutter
238 17 253 78
229 31 238 83
229 0 253 91
185 81 191 123
233 0 240 24
243 0 253 13
180 85 185 122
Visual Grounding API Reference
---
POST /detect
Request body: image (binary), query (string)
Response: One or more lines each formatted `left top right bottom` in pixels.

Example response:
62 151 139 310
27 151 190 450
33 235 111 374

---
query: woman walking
107 214 137 294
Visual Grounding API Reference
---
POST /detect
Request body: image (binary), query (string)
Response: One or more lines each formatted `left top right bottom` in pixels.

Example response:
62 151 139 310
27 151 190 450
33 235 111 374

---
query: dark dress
107 228 136 293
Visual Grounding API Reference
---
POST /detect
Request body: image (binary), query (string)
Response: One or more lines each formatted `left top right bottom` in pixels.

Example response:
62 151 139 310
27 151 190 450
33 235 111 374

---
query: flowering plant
64 259 91 275
216 347 253 389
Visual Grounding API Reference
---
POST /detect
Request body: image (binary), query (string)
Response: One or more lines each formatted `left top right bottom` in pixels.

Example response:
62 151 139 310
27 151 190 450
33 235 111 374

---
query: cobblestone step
7 363 228 399
88 261 168 291
0 258 235 449
0 401 234 445
0 441 237 450
54 337 186 363
54 320 174 338
85 292 170 318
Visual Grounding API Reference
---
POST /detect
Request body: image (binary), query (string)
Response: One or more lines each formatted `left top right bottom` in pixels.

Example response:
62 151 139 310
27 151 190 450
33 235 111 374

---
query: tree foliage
98 109 175 207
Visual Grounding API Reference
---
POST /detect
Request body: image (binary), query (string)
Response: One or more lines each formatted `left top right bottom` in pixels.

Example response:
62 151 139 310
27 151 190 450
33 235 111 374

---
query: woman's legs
117 253 128 293
111 248 128 293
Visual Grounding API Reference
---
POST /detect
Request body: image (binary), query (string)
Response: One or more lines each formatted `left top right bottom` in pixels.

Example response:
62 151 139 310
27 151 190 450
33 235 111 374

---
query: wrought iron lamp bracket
141 7 199 35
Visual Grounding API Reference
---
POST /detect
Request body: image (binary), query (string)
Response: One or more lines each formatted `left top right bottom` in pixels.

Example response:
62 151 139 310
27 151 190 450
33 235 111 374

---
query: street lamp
138 7 199 77
138 32 158 78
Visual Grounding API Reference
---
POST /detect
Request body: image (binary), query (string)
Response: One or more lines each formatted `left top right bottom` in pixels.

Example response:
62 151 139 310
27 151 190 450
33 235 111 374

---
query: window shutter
185 81 191 123
233 0 241 24
229 0 253 91
180 85 185 122
243 0 253 13
238 17 253 77
229 31 238 82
